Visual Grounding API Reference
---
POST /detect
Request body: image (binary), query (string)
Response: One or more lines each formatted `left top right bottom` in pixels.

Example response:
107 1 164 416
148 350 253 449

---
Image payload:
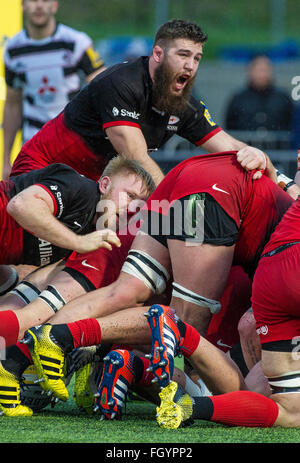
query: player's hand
294 171 300 188
75 229 121 253
285 183 300 200
236 147 267 180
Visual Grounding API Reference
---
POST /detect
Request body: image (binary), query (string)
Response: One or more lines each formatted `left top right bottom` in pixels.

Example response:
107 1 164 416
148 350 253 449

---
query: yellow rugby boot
24 325 68 402
74 362 99 414
156 380 194 429
0 362 33 417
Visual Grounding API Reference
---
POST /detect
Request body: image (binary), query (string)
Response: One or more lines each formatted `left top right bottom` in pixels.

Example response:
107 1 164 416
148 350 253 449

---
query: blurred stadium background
2 0 300 176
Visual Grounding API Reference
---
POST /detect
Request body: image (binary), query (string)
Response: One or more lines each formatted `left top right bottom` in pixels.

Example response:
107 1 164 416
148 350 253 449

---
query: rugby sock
16 341 33 363
2 344 31 377
57 318 102 350
177 320 201 357
191 390 279 427
0 310 20 347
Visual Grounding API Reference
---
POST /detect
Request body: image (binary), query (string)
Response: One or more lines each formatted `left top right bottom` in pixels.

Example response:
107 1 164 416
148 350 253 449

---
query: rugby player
0 156 154 346
2 0 105 180
9 19 269 185
0 161 122 283
4 150 295 417
151 197 300 429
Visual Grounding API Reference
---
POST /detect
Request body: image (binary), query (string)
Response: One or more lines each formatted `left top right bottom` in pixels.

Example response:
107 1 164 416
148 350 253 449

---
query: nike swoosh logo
81 259 99 271
216 339 232 349
212 184 230 195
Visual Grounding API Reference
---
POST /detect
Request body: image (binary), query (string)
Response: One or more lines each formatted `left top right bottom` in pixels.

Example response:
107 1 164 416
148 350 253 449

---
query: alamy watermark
95 196 205 246
291 76 300 101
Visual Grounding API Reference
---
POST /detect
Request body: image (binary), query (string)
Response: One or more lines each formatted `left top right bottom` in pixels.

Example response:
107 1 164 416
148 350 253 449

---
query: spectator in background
225 55 294 147
2 0 105 180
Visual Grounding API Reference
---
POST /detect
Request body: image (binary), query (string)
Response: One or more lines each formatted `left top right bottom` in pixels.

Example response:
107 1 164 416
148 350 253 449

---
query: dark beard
152 60 195 115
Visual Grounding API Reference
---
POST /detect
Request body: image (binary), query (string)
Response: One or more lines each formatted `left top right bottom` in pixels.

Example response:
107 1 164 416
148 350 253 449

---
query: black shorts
141 193 239 248
262 340 298 352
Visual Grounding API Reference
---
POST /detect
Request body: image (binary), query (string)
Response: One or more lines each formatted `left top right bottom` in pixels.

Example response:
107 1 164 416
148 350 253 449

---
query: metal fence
153 132 298 178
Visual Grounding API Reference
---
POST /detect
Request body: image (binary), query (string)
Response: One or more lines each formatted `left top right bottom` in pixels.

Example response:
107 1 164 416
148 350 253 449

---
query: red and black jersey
63 57 221 159
2 163 99 266
144 151 293 278
262 197 300 255
11 57 221 180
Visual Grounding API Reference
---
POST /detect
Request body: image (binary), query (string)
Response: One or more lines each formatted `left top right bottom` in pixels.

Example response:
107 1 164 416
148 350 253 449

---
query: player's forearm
106 125 164 185
7 196 83 252
201 129 246 152
130 153 164 186
2 101 22 162
119 147 164 186
264 155 277 183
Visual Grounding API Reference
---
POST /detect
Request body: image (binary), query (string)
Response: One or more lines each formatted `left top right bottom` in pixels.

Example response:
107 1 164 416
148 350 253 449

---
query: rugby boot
0 362 33 417
74 361 102 415
144 304 182 388
65 346 99 386
94 349 136 420
23 324 68 401
68 345 112 414
21 364 54 411
156 380 194 429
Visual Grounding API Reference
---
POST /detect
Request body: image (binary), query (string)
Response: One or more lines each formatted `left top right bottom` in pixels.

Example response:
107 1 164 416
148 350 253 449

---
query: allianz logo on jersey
112 107 140 120
167 115 180 131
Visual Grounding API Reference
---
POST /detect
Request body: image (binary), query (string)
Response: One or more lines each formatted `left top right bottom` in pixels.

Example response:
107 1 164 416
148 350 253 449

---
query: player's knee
274 395 300 427
109 273 153 308
238 309 256 339
121 249 170 296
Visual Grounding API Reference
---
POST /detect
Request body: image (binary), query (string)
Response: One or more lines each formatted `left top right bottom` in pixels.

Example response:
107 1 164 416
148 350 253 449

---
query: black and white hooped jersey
4 23 104 143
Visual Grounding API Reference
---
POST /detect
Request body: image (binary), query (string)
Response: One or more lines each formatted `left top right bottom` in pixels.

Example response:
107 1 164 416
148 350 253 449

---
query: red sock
0 310 19 347
210 391 279 427
181 323 200 357
16 341 33 363
66 318 101 348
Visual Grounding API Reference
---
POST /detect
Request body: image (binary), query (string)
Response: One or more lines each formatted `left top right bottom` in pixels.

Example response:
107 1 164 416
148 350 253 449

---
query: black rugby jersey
64 56 221 157
9 164 99 266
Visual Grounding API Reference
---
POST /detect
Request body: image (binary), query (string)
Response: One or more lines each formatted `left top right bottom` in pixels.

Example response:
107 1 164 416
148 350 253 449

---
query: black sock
229 342 249 378
95 344 113 361
132 354 144 383
192 396 214 421
177 319 187 338
2 345 30 378
50 324 75 353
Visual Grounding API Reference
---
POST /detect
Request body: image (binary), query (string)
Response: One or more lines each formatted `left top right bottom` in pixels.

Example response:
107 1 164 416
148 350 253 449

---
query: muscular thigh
168 239 235 300
261 348 300 427
132 232 171 272
168 240 235 334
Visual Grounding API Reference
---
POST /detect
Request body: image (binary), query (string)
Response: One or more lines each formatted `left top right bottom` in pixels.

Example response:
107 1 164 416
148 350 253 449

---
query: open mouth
174 74 190 92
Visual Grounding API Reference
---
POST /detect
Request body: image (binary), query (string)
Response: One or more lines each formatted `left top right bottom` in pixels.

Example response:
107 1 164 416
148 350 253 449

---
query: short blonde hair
101 156 156 196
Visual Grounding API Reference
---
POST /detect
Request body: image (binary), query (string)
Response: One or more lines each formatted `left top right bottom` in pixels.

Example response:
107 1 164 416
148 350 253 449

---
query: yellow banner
0 0 22 174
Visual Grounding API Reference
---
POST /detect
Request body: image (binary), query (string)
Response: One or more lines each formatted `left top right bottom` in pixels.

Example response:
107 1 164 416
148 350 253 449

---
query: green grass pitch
1 377 300 445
